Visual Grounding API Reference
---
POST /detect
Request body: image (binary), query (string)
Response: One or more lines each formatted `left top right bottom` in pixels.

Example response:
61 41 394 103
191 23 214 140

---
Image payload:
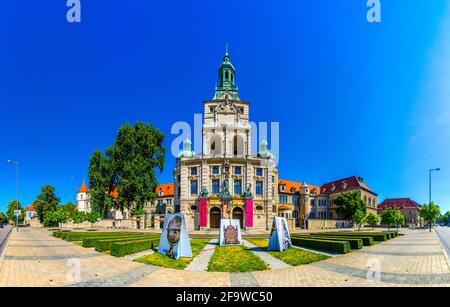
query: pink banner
245 199 253 228
200 198 208 227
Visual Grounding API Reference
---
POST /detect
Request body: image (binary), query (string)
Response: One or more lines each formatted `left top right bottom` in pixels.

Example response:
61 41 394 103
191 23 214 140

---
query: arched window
225 71 229 80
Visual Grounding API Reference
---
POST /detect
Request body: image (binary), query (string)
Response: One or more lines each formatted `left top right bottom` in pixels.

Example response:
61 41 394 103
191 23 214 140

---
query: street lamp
429 168 440 205
7 160 19 231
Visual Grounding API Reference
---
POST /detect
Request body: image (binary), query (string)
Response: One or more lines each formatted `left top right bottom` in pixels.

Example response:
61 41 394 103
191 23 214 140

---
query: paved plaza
0 227 449 287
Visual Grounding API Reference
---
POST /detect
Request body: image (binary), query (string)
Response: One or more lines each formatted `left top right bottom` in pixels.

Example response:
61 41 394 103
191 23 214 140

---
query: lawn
135 238 211 270
207 245 269 272
246 238 330 266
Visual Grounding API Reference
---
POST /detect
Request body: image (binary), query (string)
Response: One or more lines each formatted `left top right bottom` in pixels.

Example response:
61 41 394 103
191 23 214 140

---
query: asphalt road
435 226 450 258
0 225 13 256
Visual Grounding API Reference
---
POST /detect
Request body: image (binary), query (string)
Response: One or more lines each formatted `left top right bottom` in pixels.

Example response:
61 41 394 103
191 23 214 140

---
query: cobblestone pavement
124 249 155 261
0 227 449 287
185 239 218 272
242 240 291 270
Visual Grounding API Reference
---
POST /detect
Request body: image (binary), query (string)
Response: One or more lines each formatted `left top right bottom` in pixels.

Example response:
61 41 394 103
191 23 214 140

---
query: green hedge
82 235 152 248
60 232 139 242
304 235 374 246
292 235 362 249
94 236 157 251
312 232 388 242
110 238 159 257
291 238 351 254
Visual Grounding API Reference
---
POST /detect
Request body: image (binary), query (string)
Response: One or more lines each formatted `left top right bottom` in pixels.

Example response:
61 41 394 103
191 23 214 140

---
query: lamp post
429 168 440 205
7 160 19 231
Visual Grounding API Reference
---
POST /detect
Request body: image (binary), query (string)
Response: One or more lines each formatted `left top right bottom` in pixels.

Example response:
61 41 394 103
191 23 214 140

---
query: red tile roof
278 180 321 195
156 183 174 197
26 205 35 211
321 176 376 195
78 181 88 193
378 198 421 210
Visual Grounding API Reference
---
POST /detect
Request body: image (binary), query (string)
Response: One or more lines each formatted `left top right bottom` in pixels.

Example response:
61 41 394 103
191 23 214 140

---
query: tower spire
213 46 240 100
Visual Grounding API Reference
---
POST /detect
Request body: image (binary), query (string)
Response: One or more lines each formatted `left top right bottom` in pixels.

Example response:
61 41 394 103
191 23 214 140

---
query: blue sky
1 0 449 213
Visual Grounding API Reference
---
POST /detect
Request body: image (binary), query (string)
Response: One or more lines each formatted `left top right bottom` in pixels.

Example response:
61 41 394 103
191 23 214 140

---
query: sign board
14 210 21 217
158 213 192 260
219 219 242 246
267 217 292 251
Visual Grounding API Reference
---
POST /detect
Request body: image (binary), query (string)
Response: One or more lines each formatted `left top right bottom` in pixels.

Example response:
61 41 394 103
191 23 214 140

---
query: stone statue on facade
243 183 253 199
199 186 209 199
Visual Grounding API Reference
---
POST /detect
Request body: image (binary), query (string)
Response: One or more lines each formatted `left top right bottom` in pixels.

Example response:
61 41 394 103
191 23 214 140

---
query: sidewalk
0 227 448 287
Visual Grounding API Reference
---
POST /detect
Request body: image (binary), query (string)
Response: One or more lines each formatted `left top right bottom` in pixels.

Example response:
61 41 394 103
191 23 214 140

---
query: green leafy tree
0 212 8 223
43 208 70 229
352 209 366 231
419 203 441 232
60 202 77 213
381 209 396 232
365 212 380 230
6 200 25 223
71 211 86 227
334 191 367 220
86 211 100 228
88 122 166 216
34 185 61 224
393 210 405 232
437 211 450 225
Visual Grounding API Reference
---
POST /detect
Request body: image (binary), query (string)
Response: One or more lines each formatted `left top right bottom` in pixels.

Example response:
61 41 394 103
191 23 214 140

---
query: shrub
312 232 388 242
82 234 149 247
61 232 137 241
291 238 351 254
93 236 156 251
292 235 363 249
110 238 159 257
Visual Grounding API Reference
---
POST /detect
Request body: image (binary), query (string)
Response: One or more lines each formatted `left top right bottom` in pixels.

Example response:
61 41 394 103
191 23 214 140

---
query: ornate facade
174 51 280 231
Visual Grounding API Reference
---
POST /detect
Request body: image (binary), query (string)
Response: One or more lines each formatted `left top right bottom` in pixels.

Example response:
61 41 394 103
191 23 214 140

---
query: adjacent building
378 198 423 228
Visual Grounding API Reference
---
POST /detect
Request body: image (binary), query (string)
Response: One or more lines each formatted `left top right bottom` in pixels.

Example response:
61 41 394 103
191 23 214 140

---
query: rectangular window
256 181 263 196
279 195 287 203
234 180 242 195
190 180 198 195
234 166 242 175
212 166 220 175
190 167 198 176
212 179 220 194
256 168 263 176
292 196 298 204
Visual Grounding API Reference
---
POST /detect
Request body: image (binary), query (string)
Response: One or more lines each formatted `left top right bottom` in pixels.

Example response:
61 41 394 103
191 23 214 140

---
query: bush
60 232 138 241
82 234 149 247
110 238 159 257
312 232 388 242
292 235 363 249
92 236 156 251
291 238 351 254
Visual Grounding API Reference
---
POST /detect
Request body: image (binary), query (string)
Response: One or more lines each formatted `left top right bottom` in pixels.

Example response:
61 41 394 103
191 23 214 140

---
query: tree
393 210 405 232
334 191 367 220
0 212 8 224
33 185 61 224
43 208 70 229
365 212 380 230
6 200 25 224
352 209 366 231
60 202 77 213
88 122 166 216
86 211 100 228
437 211 450 225
71 211 86 228
419 203 441 232
381 209 396 232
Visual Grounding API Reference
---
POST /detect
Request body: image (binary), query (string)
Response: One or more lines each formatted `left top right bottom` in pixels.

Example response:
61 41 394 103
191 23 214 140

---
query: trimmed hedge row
292 235 363 249
306 235 374 246
94 236 158 251
82 235 153 248
291 237 351 254
312 232 388 242
110 238 160 257
56 232 140 242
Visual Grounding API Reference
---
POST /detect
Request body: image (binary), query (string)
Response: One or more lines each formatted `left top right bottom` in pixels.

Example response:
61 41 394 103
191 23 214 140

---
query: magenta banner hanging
199 198 208 227
245 199 253 227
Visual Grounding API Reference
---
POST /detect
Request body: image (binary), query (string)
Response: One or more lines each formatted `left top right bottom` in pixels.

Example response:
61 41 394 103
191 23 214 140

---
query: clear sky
1 0 449 213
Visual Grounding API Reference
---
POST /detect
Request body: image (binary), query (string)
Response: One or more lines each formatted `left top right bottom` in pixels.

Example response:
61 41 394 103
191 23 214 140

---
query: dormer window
280 185 285 192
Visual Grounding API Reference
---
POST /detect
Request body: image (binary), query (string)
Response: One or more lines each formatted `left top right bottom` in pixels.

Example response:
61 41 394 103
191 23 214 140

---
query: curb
434 228 450 270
